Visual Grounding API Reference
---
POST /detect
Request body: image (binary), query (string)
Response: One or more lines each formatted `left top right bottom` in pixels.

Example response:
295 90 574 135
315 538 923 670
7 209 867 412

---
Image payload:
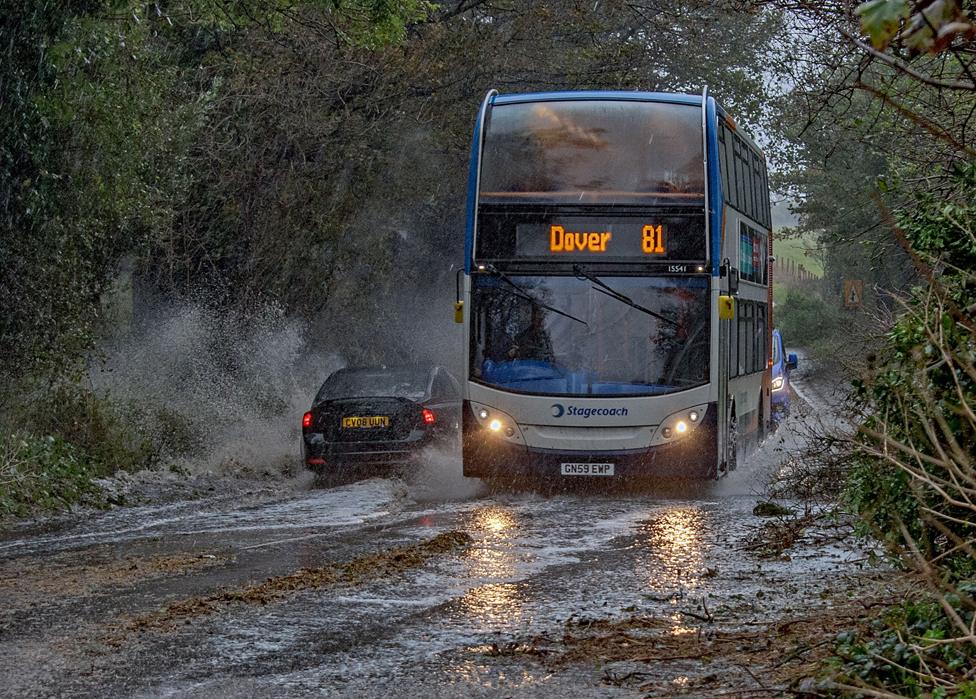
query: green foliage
1 0 205 388
824 166 976 699
858 0 975 53
844 453 919 546
898 163 976 271
830 585 976 696
21 385 161 474
0 433 102 518
325 0 435 47
776 288 841 347
0 384 213 519
847 163 976 577
0 0 434 394
857 0 911 49
773 86 916 320
1 0 107 384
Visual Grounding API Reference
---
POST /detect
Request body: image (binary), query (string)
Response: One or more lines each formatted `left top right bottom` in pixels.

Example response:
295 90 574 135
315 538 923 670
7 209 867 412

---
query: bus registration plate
560 462 615 477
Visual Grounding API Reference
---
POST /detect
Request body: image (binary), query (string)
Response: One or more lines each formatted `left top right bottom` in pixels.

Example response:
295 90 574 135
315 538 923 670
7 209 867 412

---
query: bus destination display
512 217 704 261
546 224 665 255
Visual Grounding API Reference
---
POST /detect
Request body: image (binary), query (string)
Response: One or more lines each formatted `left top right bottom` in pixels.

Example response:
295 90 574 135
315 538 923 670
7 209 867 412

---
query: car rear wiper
572 264 679 327
483 263 588 327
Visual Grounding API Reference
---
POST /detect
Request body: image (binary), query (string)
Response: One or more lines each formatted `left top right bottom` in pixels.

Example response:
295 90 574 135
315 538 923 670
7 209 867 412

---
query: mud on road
0 379 903 698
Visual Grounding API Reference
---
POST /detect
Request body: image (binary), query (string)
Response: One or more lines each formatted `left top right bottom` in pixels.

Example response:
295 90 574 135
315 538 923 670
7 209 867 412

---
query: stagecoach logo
551 403 629 419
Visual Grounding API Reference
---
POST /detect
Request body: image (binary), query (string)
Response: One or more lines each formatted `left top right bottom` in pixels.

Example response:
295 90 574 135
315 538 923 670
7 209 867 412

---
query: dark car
301 364 461 475
770 328 798 423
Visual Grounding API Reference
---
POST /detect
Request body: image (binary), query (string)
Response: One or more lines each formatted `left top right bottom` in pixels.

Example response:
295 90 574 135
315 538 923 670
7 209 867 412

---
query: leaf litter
104 530 472 644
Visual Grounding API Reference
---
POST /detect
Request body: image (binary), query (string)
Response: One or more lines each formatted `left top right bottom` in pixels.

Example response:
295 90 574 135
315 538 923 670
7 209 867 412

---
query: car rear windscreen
315 368 429 402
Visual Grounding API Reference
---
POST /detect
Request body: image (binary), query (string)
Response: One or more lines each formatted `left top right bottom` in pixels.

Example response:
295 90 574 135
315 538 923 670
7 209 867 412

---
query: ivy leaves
857 0 912 48
857 0 975 54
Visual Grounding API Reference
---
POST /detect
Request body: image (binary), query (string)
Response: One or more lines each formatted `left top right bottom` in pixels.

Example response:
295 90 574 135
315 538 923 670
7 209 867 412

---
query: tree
140 0 787 361
0 0 435 392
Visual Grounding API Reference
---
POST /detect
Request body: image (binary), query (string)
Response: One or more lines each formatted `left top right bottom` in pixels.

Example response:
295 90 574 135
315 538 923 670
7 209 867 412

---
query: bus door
718 302 729 473
718 263 739 472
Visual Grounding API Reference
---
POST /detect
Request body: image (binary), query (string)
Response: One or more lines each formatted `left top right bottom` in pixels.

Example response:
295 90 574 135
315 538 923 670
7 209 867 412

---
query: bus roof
489 91 749 149
491 91 705 107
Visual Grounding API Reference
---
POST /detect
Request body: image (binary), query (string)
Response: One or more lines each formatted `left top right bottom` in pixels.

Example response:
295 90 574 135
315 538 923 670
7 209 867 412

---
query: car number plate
560 462 615 476
341 416 390 429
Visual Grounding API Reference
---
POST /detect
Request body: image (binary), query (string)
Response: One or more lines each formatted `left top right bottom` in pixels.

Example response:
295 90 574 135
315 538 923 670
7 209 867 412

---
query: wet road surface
0 378 893 697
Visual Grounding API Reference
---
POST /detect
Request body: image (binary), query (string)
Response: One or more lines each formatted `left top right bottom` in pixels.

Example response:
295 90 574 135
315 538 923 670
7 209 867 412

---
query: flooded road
0 376 893 697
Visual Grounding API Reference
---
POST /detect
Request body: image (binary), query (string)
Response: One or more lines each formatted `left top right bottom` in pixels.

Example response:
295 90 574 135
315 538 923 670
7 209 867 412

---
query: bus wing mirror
719 295 735 320
786 352 798 370
455 268 465 323
728 268 739 295
720 259 739 295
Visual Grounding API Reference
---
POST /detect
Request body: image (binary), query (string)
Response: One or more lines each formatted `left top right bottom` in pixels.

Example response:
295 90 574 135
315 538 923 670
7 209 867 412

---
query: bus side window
719 124 731 204
761 231 768 285
751 151 762 223
735 138 747 213
754 305 767 372
730 300 738 377
737 300 747 376
741 300 747 376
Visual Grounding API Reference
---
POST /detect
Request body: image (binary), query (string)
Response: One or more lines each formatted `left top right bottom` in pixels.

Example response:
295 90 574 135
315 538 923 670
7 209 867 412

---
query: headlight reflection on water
474 507 517 535
642 507 707 587
638 507 709 635
458 506 526 624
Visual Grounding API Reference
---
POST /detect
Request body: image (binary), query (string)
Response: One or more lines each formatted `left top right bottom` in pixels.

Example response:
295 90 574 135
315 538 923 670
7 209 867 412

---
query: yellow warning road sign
843 279 864 308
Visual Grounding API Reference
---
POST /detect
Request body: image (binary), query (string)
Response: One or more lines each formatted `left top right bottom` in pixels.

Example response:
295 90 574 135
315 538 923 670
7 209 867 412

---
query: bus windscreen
469 274 710 397
479 100 704 205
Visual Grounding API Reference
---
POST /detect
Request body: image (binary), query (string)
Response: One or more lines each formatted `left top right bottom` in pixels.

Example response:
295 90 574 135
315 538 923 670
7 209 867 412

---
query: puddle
0 478 407 557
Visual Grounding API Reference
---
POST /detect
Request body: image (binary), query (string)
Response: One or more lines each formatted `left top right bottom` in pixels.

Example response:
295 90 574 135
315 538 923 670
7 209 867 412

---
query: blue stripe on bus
492 91 703 106
705 97 723 276
464 98 489 273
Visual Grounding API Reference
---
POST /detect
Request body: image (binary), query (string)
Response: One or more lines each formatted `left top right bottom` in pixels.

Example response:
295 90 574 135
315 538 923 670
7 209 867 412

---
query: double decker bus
457 89 772 481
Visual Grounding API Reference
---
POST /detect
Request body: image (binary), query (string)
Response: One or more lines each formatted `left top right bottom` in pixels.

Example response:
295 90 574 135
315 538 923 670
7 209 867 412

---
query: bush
0 384 213 519
20 384 160 475
777 287 842 347
846 281 976 579
846 165 976 579
0 433 102 518
829 585 976 696
827 164 976 696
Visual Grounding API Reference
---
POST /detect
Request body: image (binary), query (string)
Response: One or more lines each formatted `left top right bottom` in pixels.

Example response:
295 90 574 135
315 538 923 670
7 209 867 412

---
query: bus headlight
470 402 525 444
772 376 785 392
651 404 709 446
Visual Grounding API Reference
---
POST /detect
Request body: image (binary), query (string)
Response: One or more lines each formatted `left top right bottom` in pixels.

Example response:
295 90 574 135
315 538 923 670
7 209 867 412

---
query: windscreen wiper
573 264 679 327
483 263 588 327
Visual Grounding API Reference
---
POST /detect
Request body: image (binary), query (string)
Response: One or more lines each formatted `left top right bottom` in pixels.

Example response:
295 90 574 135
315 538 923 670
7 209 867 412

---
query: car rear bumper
462 403 719 481
302 431 438 468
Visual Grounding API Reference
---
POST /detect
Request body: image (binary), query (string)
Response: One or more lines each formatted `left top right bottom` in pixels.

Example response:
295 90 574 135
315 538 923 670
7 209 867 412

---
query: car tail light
302 411 313 429
306 457 326 466
422 408 436 425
